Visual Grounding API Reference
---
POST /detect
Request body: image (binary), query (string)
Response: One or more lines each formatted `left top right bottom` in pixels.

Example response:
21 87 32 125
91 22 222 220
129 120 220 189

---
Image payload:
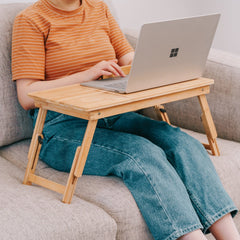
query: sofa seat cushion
1 129 239 239
1 130 240 209
0 140 153 240
0 156 117 240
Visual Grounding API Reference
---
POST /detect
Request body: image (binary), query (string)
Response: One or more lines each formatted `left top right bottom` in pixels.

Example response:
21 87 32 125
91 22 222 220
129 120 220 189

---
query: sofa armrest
124 31 138 49
140 48 240 143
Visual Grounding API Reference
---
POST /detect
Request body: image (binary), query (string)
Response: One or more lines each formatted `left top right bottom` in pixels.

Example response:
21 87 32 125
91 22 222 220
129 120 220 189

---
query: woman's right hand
85 59 126 82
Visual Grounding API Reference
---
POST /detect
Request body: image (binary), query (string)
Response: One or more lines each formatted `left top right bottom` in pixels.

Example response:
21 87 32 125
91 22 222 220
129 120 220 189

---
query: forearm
16 59 127 110
16 70 94 110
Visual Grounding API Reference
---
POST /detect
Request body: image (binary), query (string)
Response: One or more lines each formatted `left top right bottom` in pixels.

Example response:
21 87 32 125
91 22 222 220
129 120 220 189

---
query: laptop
81 14 220 93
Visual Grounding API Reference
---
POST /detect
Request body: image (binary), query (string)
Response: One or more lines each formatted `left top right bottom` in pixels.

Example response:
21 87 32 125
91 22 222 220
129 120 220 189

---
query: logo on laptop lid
169 48 179 58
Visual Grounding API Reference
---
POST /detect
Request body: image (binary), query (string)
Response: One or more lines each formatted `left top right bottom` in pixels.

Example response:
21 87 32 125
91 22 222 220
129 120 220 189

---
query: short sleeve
12 14 45 81
105 5 134 59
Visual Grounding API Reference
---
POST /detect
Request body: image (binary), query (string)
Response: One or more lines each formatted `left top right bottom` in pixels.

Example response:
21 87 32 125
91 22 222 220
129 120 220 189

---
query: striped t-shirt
12 0 133 81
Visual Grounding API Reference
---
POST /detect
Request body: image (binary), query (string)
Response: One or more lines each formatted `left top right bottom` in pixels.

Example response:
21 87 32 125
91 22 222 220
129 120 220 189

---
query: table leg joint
154 104 171 124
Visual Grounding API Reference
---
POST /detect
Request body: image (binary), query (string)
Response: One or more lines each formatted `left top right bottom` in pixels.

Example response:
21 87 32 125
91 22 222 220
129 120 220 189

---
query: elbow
22 102 34 111
18 94 35 111
16 79 36 111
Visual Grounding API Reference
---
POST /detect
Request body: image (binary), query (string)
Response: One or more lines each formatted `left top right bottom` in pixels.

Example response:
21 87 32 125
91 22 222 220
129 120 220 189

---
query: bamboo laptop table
23 77 220 204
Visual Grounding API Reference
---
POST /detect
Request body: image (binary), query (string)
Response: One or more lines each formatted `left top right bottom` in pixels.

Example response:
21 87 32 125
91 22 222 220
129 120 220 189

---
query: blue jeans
30 109 237 240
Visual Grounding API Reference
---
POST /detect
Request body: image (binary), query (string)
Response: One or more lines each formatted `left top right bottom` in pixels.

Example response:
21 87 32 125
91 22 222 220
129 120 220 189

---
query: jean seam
43 113 65 128
186 190 213 226
43 134 82 143
92 142 178 233
184 189 238 233
202 206 238 233
129 157 178 231
165 223 203 240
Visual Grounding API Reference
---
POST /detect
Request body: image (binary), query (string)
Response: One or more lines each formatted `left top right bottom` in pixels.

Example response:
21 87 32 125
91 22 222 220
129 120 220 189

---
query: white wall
2 0 238 55
111 0 238 55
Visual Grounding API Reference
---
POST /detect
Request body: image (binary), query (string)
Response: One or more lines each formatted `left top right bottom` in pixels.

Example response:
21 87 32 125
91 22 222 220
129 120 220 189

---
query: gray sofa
0 2 239 240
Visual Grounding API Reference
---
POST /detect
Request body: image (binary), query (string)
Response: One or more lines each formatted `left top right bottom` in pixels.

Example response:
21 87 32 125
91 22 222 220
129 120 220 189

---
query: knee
169 130 203 152
129 135 167 162
111 135 167 175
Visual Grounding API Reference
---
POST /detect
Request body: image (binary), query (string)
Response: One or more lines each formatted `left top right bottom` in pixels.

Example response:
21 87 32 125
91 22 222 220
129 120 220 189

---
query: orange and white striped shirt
12 0 133 81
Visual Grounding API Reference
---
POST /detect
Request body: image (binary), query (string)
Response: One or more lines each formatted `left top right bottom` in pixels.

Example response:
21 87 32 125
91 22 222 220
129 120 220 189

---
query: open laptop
81 14 220 93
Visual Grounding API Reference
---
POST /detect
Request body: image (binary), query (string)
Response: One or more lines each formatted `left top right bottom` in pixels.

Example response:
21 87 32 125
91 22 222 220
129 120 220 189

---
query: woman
12 0 239 239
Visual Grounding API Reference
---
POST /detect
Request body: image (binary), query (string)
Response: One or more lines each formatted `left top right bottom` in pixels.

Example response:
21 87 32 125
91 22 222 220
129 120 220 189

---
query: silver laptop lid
126 14 220 93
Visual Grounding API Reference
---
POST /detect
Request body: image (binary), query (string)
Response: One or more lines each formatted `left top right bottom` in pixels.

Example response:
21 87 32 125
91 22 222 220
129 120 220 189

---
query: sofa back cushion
0 3 33 147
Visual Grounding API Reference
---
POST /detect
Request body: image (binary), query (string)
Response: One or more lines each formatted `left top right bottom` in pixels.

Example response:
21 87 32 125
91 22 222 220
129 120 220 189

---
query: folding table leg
154 104 171 124
23 108 47 185
62 119 98 204
198 95 220 156
155 101 220 156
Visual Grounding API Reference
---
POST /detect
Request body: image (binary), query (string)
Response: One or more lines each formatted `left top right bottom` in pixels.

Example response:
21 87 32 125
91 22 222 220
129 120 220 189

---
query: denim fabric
31 109 238 240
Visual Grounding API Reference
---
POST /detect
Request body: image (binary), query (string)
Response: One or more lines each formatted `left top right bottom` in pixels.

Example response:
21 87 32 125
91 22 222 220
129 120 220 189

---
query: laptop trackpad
81 76 128 92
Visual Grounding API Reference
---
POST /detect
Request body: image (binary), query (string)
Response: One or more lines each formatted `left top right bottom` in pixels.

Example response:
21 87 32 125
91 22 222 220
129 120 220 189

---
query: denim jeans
30 109 237 240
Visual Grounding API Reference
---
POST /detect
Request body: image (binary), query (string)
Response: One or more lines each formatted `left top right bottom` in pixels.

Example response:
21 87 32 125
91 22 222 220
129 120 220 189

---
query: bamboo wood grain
29 78 214 114
31 85 211 121
88 87 210 120
62 146 82 203
29 173 66 194
23 108 47 185
34 101 91 120
74 120 98 177
208 138 220 156
202 143 211 150
198 95 217 139
32 134 44 171
198 95 220 156
63 119 98 203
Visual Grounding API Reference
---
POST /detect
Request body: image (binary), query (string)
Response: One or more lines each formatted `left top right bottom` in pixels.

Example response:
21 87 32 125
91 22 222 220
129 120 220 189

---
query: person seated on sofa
11 0 239 239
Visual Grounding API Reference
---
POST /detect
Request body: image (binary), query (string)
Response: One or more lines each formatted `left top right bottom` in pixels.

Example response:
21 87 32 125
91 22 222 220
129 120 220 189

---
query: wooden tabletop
29 77 214 120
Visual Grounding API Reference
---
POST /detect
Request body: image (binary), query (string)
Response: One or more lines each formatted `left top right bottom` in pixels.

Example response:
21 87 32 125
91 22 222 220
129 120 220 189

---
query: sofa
0 2 239 240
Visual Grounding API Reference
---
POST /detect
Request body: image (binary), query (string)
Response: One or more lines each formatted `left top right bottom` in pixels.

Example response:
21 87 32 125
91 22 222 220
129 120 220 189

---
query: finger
97 71 113 80
110 62 126 77
100 70 114 77
104 63 121 76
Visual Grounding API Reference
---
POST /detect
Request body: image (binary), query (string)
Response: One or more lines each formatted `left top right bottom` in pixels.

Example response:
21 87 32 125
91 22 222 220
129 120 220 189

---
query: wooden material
62 146 82 203
103 65 131 79
24 77 219 203
63 119 98 203
29 173 66 194
74 120 98 178
154 104 171 124
23 108 47 185
198 94 220 156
